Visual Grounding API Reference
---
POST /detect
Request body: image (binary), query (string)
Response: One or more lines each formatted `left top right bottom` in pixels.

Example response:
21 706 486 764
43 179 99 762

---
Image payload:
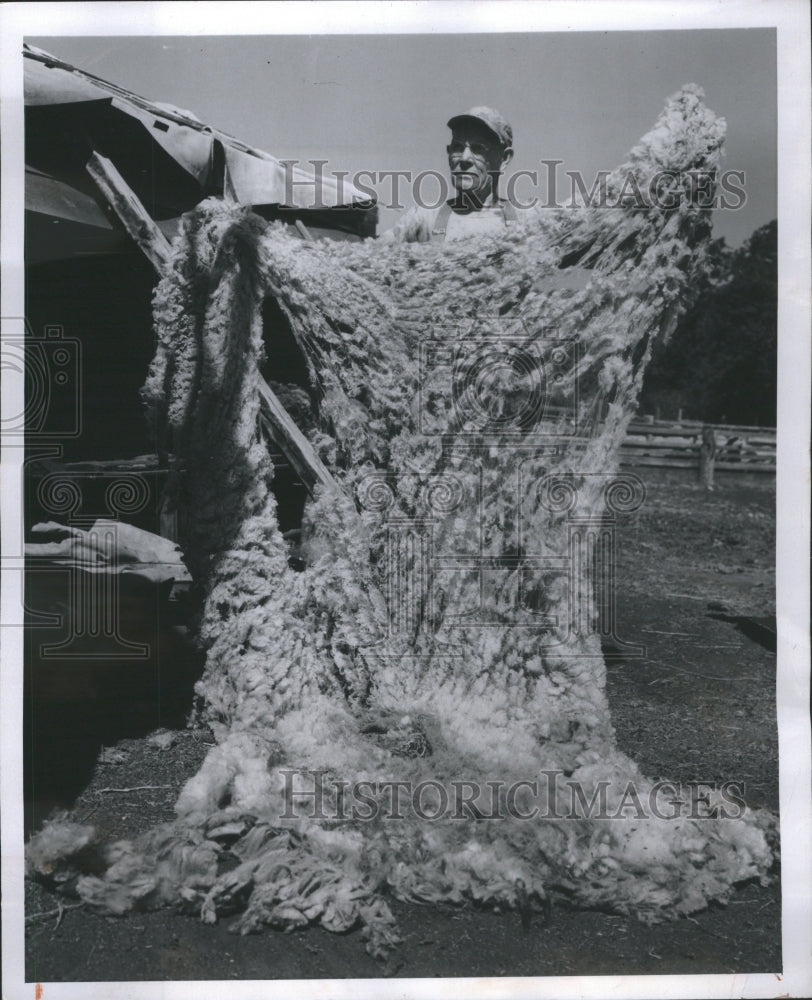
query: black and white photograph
1 3 810 998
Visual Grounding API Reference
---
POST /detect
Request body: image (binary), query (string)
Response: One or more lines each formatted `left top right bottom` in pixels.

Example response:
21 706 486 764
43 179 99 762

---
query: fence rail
620 418 776 474
26 420 777 505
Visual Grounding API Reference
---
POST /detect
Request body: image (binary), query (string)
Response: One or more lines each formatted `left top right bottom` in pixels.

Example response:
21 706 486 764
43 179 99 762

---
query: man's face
447 122 511 204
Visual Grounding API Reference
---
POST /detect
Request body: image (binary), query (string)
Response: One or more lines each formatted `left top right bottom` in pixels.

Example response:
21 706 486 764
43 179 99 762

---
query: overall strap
430 201 454 242
430 199 517 242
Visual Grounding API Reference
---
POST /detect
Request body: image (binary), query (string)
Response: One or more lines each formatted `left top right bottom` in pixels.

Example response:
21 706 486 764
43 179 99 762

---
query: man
383 106 519 243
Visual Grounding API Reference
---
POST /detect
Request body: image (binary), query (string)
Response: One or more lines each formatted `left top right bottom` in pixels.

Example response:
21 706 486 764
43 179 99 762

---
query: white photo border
2 3 809 998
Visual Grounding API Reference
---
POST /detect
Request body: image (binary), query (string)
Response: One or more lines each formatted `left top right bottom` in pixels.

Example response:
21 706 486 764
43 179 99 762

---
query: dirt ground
23 472 781 984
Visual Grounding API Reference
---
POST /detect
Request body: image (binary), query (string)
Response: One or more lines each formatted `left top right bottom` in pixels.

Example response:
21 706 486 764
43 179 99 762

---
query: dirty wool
28 88 774 956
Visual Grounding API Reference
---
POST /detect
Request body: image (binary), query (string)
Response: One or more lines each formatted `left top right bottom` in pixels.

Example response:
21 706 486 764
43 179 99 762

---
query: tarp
24 44 378 261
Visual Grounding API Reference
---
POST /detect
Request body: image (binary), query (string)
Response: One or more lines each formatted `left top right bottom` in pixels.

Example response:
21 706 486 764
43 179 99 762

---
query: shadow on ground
24 571 204 836
23 477 780 981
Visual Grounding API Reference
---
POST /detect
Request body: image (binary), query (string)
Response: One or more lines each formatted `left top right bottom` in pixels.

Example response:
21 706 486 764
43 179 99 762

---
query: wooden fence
620 417 776 474
25 421 776 538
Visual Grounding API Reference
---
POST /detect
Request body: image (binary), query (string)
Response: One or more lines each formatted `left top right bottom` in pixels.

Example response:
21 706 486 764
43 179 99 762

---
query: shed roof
24 44 377 261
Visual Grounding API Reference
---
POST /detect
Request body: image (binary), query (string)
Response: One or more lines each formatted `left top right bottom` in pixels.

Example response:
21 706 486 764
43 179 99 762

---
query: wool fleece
28 87 775 957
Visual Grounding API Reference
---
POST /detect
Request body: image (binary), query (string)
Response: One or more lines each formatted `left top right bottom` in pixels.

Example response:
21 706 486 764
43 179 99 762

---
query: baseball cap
447 106 513 148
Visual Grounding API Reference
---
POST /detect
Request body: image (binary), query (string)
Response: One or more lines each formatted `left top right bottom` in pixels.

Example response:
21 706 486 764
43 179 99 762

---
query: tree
639 220 777 426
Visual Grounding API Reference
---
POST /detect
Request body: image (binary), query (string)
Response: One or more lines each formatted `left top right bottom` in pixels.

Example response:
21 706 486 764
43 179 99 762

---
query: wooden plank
86 152 341 501
86 152 172 273
620 450 700 461
628 441 697 449
623 444 776 458
621 455 775 473
294 219 314 242
623 458 701 465
620 453 698 463
35 454 162 473
627 424 703 439
623 443 775 460
632 419 775 435
620 456 698 469
257 379 337 496
707 423 776 434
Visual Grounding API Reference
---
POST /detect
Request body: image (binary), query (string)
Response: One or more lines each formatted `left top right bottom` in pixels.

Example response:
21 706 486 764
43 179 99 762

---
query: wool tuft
28 88 775 956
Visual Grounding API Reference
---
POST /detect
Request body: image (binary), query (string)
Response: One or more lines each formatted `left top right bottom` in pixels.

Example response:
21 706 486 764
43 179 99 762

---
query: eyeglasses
447 139 495 157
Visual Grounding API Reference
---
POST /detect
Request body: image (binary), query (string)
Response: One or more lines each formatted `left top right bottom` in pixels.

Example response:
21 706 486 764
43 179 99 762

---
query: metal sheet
25 168 112 228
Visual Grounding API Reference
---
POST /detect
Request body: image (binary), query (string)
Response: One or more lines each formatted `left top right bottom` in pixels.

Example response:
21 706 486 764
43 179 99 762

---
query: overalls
429 199 519 242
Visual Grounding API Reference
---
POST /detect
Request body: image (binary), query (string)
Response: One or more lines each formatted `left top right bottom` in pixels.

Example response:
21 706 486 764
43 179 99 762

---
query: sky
29 30 776 246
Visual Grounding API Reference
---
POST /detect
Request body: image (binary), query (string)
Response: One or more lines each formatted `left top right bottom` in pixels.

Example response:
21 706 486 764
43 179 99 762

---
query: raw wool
25 813 96 877
28 88 774 955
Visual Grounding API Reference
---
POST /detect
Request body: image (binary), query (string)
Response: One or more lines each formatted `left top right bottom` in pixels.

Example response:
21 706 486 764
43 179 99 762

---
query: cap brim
446 114 504 146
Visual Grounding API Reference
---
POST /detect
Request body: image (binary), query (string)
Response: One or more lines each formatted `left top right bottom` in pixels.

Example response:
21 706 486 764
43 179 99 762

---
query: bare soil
23 473 780 984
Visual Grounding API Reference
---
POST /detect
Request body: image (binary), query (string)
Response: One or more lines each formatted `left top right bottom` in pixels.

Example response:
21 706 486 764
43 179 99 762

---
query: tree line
639 219 777 427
